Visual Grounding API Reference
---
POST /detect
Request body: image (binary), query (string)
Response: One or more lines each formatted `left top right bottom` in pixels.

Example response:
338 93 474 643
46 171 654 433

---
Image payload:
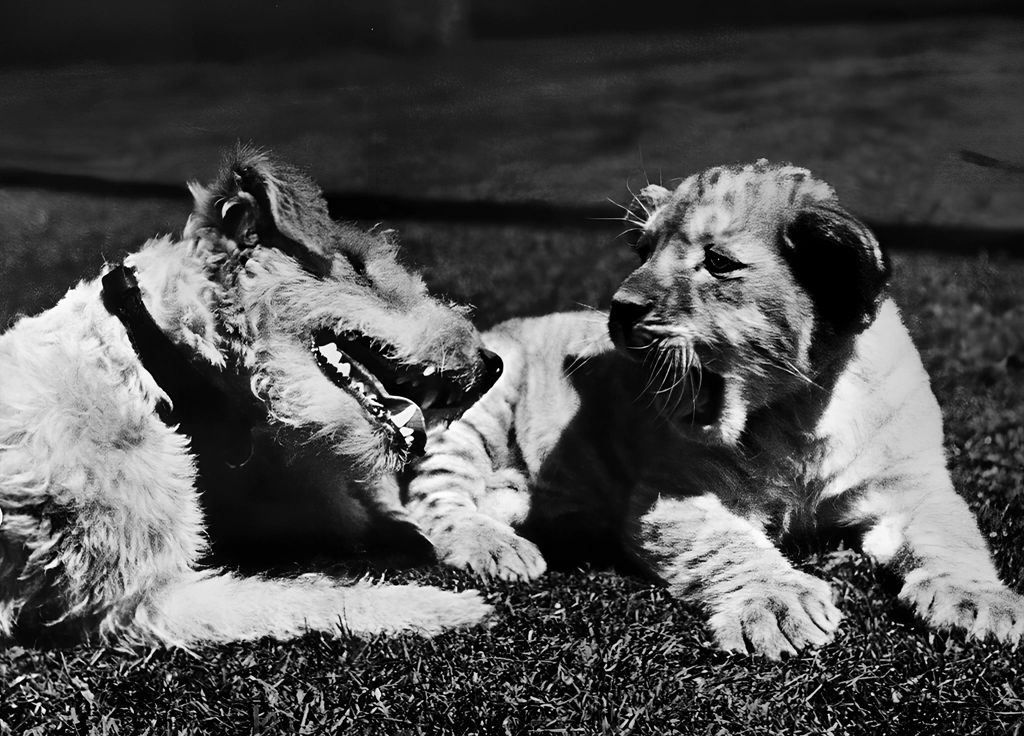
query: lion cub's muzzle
608 293 724 428
313 329 502 457
608 292 654 351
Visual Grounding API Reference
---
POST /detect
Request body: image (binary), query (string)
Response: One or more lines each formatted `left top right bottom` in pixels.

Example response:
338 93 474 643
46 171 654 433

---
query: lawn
0 186 1022 735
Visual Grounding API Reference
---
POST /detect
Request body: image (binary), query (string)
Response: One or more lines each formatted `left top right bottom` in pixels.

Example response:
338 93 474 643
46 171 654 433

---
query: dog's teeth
399 427 414 441
391 405 418 427
422 365 437 377
221 200 237 220
318 343 342 365
339 362 351 378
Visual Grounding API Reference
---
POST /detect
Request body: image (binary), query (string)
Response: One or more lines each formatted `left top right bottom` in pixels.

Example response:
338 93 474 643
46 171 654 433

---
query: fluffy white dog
0 147 502 647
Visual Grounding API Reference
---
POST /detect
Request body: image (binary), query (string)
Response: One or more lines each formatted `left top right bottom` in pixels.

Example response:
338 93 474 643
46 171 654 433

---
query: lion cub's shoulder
812 298 947 501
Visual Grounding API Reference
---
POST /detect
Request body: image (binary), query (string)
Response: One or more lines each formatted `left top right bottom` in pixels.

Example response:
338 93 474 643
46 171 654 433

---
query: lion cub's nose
608 294 654 348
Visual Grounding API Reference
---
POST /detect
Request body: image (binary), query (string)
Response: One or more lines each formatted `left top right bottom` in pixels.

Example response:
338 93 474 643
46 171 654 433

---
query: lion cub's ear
781 205 890 336
189 144 335 277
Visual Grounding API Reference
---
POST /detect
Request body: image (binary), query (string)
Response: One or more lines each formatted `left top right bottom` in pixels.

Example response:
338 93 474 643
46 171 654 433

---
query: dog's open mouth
312 329 482 457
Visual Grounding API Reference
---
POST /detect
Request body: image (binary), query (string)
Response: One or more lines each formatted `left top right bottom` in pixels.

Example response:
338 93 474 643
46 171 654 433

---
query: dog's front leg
631 492 842 659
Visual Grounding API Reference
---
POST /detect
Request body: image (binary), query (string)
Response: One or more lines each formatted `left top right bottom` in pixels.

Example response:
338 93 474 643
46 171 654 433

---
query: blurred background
0 1 1021 325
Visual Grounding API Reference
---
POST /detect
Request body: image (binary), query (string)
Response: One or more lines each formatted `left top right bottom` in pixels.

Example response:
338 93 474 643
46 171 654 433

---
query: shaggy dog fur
0 147 500 646
408 160 1024 658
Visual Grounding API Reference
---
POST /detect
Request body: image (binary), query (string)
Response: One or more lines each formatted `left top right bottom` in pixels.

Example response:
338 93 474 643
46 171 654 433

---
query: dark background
2 1 1022 326
1 1 1022 260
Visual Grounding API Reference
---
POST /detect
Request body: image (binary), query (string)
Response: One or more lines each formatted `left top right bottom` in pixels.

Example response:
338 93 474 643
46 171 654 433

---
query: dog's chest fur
0 271 206 617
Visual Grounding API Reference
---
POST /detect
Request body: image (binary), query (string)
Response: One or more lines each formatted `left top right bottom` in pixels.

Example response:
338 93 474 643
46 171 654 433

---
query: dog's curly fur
0 146 497 646
407 160 1024 658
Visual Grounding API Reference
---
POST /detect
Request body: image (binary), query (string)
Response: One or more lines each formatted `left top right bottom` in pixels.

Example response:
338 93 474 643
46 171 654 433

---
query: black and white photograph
1 1 1022 733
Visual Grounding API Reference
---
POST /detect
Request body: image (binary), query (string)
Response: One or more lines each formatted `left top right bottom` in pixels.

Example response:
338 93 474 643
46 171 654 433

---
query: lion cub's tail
132 571 490 646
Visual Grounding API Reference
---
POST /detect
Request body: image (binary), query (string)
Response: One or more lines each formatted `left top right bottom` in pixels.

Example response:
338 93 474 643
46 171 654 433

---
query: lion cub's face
608 160 888 445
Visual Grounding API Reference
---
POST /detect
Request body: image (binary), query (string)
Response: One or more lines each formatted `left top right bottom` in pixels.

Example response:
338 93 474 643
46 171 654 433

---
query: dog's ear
780 204 890 336
191 145 336 277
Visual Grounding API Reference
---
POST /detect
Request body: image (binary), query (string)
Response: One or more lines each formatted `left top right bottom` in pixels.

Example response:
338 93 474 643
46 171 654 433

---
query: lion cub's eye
703 247 744 277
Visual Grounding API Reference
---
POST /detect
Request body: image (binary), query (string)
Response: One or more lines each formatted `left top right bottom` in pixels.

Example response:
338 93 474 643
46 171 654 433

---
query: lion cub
407 160 1024 658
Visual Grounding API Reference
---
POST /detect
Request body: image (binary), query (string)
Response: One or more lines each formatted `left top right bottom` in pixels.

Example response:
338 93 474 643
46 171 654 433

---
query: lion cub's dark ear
781 205 890 336
190 145 335 277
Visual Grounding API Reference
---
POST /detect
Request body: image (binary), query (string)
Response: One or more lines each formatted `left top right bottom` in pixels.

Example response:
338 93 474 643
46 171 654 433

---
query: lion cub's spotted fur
408 160 1024 658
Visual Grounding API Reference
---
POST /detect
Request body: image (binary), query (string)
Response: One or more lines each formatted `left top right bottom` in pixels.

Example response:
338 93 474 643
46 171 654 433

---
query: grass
1 188 1023 735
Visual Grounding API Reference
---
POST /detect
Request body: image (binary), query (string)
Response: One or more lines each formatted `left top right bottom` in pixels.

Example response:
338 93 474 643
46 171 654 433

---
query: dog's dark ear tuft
781 204 890 337
217 180 259 248
194 144 336 277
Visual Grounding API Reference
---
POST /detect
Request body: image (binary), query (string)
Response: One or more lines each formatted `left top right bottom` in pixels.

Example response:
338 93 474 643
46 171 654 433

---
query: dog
0 146 502 646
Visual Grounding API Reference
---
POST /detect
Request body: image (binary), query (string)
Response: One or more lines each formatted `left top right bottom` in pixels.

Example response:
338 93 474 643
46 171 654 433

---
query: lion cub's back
478 312 613 466
484 311 613 367
478 312 666 518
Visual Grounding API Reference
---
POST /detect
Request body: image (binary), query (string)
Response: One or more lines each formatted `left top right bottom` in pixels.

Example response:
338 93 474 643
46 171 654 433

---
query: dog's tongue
312 336 427 457
380 394 426 456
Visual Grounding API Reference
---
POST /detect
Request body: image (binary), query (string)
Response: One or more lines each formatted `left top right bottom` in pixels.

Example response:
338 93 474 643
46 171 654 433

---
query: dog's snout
608 293 654 347
478 348 503 394
437 348 502 411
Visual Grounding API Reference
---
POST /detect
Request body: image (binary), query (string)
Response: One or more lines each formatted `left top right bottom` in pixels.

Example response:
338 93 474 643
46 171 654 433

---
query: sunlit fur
407 161 1024 658
0 147 491 647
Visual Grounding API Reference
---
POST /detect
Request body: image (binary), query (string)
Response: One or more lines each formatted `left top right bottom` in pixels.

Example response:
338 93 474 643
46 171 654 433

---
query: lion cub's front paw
707 570 842 660
900 570 1024 644
431 513 547 582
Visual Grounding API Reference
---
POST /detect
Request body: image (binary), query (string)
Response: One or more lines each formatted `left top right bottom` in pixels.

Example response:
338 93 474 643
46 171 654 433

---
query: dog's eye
345 252 368 277
704 247 744 277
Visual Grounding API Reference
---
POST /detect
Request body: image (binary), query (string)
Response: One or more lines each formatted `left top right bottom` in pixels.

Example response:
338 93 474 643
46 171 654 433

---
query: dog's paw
900 570 1024 644
707 570 842 659
432 513 547 581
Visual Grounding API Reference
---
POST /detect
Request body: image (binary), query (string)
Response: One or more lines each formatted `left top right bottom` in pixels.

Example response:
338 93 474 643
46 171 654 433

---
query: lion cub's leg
634 493 842 659
849 472 1024 643
407 398 546 582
